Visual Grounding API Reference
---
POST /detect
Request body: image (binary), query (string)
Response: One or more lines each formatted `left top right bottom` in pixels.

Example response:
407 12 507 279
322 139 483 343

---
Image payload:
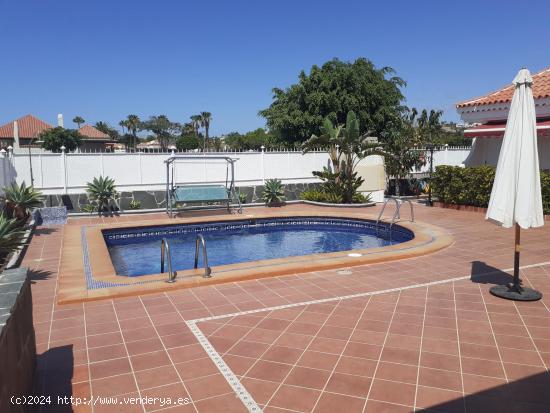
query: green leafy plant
238 192 247 204
80 204 96 213
128 200 142 210
262 179 285 205
85 176 117 213
3 181 43 220
0 214 26 255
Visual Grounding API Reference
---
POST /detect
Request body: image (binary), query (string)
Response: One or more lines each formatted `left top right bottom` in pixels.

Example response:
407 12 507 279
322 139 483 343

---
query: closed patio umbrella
486 68 544 301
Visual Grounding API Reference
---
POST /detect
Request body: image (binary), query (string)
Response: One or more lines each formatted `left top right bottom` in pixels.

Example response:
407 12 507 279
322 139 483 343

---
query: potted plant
86 176 118 214
262 179 286 206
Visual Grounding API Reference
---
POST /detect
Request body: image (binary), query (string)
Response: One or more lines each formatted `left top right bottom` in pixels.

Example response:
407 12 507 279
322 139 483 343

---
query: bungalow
0 114 115 152
456 67 550 168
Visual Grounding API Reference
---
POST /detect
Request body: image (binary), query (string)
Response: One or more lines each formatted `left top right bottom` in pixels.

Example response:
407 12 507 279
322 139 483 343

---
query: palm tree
190 115 202 137
118 120 127 134
73 116 85 129
200 112 212 152
125 114 141 150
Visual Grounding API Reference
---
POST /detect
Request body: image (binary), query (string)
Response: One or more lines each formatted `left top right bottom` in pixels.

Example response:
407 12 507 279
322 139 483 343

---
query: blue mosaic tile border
103 217 414 244
81 227 163 290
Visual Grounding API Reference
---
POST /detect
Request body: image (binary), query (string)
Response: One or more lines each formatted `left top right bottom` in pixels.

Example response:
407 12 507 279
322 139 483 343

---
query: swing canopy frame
164 155 242 217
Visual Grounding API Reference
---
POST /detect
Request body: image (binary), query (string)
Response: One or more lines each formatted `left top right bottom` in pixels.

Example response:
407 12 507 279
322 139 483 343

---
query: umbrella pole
489 222 542 301
512 223 521 291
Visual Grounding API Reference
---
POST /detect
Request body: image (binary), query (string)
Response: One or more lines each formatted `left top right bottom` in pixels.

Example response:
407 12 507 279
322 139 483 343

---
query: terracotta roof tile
457 67 550 108
78 125 110 140
0 114 52 139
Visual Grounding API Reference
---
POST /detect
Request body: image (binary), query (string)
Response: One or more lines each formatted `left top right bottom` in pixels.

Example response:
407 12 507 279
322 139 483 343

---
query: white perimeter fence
0 147 471 196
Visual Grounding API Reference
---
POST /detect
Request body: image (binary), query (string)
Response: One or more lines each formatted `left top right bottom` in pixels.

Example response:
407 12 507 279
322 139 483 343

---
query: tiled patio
25 204 550 412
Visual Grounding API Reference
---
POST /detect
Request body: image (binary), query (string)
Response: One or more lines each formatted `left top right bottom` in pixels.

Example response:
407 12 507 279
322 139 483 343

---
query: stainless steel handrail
376 197 414 229
194 234 212 278
160 238 176 283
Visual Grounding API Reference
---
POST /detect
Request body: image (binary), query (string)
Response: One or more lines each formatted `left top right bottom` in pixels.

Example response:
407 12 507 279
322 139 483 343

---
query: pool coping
57 211 454 304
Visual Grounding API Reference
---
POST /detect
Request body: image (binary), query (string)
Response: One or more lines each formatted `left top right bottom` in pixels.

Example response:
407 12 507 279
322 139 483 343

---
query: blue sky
1 0 549 135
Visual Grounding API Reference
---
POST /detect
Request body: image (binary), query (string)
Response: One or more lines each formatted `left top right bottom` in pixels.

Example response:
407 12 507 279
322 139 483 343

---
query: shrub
300 189 371 204
86 176 117 213
3 181 43 221
431 166 550 214
238 192 247 204
128 200 141 210
80 204 96 213
262 179 285 205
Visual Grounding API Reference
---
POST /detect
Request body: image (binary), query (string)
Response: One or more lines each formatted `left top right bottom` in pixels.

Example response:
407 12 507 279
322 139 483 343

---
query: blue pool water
103 217 414 277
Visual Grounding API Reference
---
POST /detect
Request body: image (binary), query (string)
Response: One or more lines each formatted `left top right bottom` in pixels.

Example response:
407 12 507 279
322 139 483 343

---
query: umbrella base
490 284 542 301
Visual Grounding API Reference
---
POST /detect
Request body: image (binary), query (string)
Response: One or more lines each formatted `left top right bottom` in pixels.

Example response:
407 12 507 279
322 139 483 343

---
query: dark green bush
432 165 550 214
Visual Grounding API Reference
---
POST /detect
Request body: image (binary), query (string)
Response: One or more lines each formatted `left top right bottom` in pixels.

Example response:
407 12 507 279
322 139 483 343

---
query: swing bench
165 155 242 217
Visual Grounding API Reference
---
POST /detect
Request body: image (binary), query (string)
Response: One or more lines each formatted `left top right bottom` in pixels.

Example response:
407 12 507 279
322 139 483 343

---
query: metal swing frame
164 155 242 217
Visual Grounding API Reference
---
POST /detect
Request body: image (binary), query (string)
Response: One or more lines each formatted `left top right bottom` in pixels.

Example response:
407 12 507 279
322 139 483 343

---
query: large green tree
260 58 405 144
139 115 180 150
224 128 275 150
40 127 82 152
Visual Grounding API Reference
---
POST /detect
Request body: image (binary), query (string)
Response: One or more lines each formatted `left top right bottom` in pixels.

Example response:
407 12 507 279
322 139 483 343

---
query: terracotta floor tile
175 357 218 381
184 373 233 401
246 360 292 382
89 357 132 380
313 392 365 413
134 365 180 390
194 393 247 412
262 345 303 365
268 384 321 412
325 372 372 398
91 373 137 397
240 377 279 405
418 367 463 392
284 366 331 390
297 350 339 371
415 385 464 413
375 361 418 384
130 350 171 371
368 379 415 406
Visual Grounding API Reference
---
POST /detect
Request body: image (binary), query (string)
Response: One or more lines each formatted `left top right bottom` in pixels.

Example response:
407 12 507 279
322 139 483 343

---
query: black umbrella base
490 284 542 301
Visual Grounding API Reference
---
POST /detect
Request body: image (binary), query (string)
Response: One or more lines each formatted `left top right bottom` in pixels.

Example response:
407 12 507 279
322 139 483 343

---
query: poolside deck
26 203 550 412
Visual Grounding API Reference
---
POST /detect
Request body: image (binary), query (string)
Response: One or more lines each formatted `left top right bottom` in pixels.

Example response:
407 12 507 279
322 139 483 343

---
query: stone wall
0 268 36 413
40 183 321 213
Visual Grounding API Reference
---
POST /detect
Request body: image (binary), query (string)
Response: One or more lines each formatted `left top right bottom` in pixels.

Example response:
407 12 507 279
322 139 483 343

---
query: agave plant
3 181 44 220
86 176 117 213
262 179 286 205
0 214 26 255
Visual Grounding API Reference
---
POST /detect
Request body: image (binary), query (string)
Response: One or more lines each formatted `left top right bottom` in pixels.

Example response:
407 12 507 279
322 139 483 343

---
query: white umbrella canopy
485 68 544 301
486 68 544 229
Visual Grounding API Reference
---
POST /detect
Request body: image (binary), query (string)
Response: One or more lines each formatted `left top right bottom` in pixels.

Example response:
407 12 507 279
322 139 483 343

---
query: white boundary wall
0 148 470 196
0 150 333 195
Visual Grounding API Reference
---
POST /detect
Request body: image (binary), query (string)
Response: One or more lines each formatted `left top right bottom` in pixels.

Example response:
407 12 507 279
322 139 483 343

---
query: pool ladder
160 235 212 283
194 234 212 278
161 238 176 283
376 197 414 230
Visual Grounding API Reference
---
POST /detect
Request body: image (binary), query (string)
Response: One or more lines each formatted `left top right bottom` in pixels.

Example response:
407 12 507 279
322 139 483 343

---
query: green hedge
432 165 550 214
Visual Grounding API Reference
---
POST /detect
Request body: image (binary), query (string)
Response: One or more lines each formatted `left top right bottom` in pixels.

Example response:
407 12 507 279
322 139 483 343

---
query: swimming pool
103 217 414 277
